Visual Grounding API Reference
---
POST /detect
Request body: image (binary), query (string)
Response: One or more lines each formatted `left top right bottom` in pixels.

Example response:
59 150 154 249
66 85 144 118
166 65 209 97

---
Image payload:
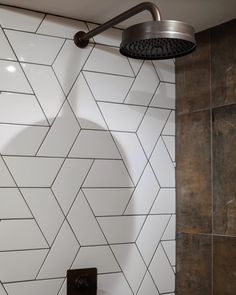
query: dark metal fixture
74 1 196 60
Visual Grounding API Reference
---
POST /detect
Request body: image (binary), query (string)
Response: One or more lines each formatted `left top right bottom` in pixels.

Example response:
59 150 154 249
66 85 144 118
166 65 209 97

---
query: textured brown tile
176 30 211 115
213 235 236 295
211 19 236 108
176 110 212 233
176 233 212 295
213 104 236 235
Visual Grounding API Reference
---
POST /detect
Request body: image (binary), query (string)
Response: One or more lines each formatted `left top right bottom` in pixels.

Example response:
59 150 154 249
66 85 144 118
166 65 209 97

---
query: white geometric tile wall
0 5 176 295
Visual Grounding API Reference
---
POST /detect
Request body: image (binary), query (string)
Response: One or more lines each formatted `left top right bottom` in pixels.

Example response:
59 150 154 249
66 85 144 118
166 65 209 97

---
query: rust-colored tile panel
213 104 236 235
176 30 211 115
176 233 212 295
211 19 236 108
176 110 212 233
213 235 236 295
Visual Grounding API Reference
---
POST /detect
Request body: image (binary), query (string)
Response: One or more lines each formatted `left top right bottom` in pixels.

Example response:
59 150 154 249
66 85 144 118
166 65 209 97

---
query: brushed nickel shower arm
74 1 162 48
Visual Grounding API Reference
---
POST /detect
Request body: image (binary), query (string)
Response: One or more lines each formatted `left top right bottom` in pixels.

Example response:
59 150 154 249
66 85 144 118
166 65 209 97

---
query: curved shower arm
74 2 161 47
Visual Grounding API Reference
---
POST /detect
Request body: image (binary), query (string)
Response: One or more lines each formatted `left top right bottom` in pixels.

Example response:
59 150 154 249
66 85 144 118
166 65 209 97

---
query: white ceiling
1 0 236 32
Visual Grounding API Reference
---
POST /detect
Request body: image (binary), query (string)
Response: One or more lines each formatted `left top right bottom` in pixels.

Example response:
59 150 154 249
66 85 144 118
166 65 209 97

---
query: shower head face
120 20 196 60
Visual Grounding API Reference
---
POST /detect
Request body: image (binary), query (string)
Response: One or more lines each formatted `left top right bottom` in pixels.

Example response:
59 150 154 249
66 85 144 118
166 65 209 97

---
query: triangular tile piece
84 71 134 103
111 244 146 294
21 188 64 246
83 45 134 76
162 241 176 266
128 58 143 76
58 279 66 295
98 273 133 295
112 132 147 185
83 188 133 216
98 216 145 243
151 188 176 214
162 111 175 136
53 40 93 95
37 221 79 279
162 215 176 240
67 73 107 130
67 191 106 245
125 164 159 215
151 82 176 109
137 107 170 158
69 130 120 159
37 101 80 157
125 61 159 106
153 59 175 83
52 159 93 215
136 215 170 265
0 188 32 219
72 246 120 273
162 135 175 162
4 278 64 295
149 245 175 293
0 157 15 187
137 272 159 295
149 138 175 187
0 27 16 60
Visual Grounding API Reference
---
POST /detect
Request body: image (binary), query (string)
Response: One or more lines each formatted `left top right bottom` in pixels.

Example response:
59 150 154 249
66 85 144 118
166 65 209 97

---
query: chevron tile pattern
0 5 176 295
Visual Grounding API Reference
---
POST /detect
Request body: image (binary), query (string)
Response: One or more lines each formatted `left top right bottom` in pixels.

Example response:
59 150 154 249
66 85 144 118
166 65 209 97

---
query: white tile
52 159 93 215
0 92 48 125
67 191 106 245
151 82 176 109
4 278 64 295
125 61 159 106
128 59 143 76
0 28 16 60
4 156 63 187
98 216 145 243
38 15 88 39
0 284 7 295
98 102 146 132
87 23 122 47
151 189 176 214
162 136 175 162
98 273 133 295
22 63 66 124
67 74 107 129
112 244 146 294
112 132 147 185
83 160 133 188
83 188 133 216
83 71 134 103
150 139 175 187
162 241 176 266
6 30 64 65
0 5 44 32
0 188 31 219
84 45 134 76
0 220 48 251
37 101 80 157
72 246 120 273
162 111 175 136
136 215 171 265
153 59 175 83
149 245 175 293
125 164 159 215
53 40 93 95
58 279 66 295
137 107 170 158
0 157 15 187
0 249 48 282
137 272 159 295
69 130 120 159
21 188 64 246
0 60 32 93
162 215 176 240
0 124 48 156
38 221 79 279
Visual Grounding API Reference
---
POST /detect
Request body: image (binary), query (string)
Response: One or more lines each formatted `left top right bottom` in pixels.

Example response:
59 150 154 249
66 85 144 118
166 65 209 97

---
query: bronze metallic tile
176 110 212 233
213 104 236 236
213 235 236 295
176 233 212 295
176 30 211 115
211 19 236 108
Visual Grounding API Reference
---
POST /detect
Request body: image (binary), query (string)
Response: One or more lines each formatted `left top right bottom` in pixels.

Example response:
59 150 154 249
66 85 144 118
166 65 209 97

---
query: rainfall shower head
74 2 196 60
